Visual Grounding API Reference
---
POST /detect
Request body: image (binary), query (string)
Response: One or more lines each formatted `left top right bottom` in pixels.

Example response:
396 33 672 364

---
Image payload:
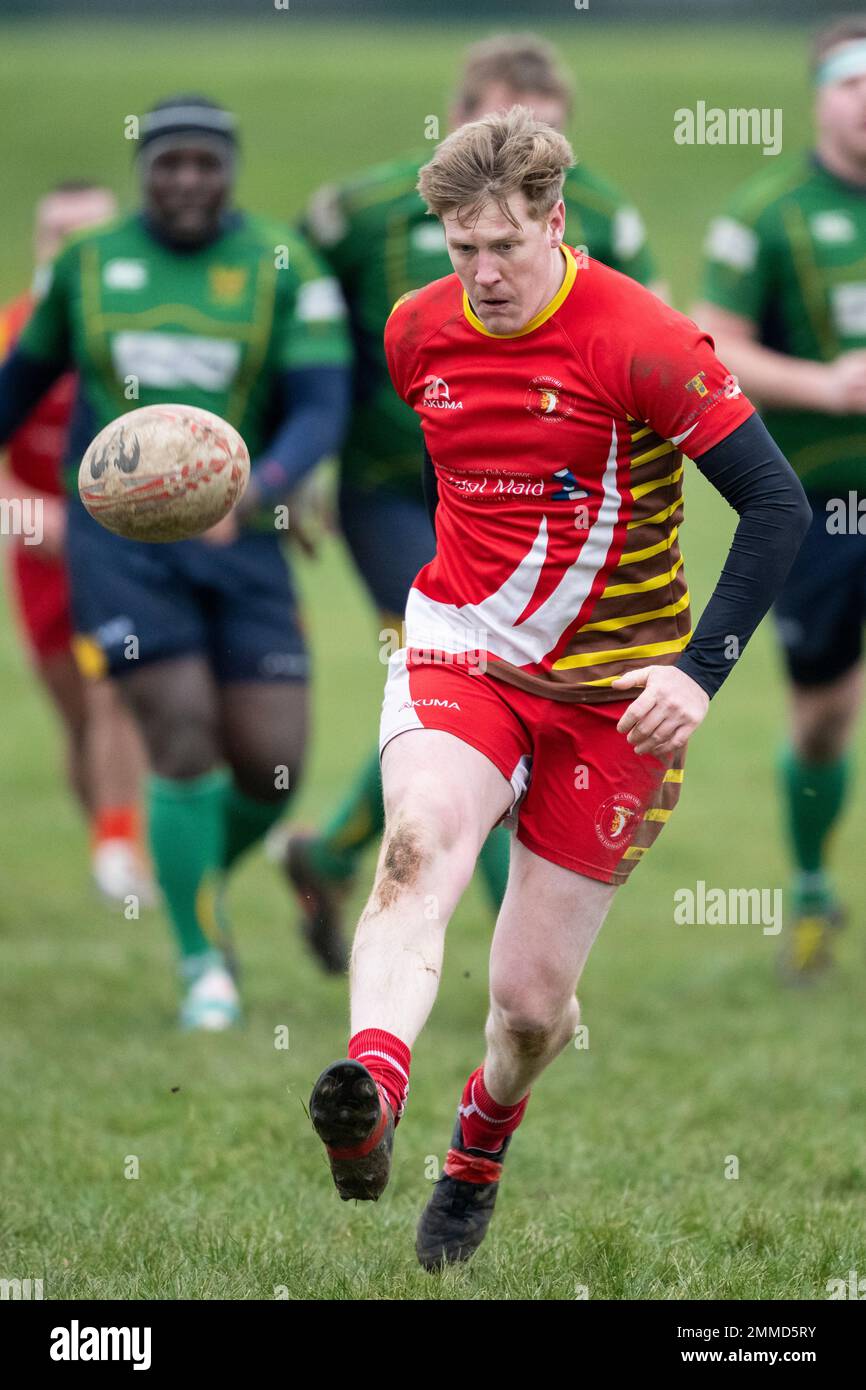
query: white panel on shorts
378 648 424 758
378 648 533 821
502 752 532 827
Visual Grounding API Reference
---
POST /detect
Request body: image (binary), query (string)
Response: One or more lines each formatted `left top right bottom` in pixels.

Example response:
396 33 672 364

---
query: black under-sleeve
422 440 439 527
675 413 812 698
249 364 351 505
0 347 66 446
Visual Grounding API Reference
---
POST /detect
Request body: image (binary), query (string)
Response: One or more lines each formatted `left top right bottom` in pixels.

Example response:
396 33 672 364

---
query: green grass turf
2 19 866 1300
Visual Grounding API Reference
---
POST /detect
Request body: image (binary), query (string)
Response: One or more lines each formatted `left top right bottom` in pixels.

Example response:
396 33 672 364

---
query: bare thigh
380 727 514 874
489 837 617 1020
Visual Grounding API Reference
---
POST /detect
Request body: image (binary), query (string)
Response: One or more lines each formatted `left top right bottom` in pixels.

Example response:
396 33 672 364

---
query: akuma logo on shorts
595 792 642 851
398 698 461 711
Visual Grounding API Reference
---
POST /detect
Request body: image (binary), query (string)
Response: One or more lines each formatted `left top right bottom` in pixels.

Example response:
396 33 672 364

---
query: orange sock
92 804 140 847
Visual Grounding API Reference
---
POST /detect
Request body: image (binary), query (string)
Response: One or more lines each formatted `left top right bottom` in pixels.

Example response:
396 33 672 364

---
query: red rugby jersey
384 245 755 703
0 292 74 496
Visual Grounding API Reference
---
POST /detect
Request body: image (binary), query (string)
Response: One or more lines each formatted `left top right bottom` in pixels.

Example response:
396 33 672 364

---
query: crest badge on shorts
595 792 642 851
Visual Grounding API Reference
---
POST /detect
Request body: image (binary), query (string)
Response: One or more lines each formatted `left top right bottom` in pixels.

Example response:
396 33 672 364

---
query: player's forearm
676 414 811 698
245 364 351 512
695 319 830 412
0 347 65 447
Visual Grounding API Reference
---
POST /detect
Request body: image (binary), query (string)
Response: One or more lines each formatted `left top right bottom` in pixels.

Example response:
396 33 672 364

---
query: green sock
222 782 287 873
778 745 851 910
148 771 229 967
309 748 384 880
478 824 511 907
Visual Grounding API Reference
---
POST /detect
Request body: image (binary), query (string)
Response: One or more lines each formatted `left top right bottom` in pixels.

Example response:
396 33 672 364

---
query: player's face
34 189 117 265
456 82 568 133
143 143 232 244
817 62 866 169
443 191 566 334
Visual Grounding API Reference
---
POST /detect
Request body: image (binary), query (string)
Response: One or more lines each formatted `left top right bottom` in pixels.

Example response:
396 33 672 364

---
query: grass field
2 18 866 1301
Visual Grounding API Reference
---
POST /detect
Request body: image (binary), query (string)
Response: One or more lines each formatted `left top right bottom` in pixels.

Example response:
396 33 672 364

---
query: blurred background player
280 31 663 943
0 96 351 1029
696 16 866 980
0 181 153 905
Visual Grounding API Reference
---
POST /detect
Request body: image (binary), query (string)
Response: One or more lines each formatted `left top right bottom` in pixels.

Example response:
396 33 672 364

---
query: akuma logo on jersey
525 374 574 423
595 792 642 852
423 376 462 409
398 698 461 711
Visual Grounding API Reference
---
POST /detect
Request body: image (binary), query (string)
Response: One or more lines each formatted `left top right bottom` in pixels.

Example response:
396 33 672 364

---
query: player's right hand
822 350 866 415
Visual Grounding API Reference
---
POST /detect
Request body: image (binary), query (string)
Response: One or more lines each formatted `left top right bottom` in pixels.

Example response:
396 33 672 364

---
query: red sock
348 1028 411 1124
458 1065 529 1154
92 804 140 847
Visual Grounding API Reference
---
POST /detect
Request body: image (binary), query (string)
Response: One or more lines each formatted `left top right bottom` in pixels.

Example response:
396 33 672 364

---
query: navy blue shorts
774 495 866 687
66 503 308 682
338 481 434 616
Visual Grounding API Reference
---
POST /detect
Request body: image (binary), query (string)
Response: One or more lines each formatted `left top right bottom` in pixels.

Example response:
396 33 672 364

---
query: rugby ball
78 404 250 542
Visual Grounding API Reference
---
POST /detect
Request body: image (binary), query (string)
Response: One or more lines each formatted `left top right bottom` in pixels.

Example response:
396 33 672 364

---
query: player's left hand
612 665 709 758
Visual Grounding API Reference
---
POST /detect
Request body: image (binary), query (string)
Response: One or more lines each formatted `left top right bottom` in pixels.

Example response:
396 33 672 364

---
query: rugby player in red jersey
308 109 811 1269
0 183 153 903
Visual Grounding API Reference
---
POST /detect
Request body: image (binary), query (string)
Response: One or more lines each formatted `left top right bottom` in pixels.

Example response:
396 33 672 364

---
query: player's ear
548 199 566 246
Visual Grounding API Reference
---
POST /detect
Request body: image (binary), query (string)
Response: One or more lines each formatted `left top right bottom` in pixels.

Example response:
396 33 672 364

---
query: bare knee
369 816 440 914
156 714 219 779
128 693 218 778
795 698 850 761
383 818 427 887
383 769 469 853
119 659 219 779
221 681 307 803
367 804 477 917
792 668 863 762
797 719 849 763
489 994 579 1058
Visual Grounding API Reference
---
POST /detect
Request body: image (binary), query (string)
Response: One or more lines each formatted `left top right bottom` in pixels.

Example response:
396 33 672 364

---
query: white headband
816 40 866 88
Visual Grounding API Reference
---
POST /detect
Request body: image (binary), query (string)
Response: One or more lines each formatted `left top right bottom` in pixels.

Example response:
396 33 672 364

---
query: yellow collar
462 243 578 340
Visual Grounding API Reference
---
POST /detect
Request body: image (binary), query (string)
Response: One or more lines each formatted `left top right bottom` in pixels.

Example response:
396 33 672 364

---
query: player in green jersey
276 33 663 946
0 96 352 1028
696 17 866 978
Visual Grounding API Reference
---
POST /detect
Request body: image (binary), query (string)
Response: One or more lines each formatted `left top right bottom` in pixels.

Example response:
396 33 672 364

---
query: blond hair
455 32 574 121
417 106 574 229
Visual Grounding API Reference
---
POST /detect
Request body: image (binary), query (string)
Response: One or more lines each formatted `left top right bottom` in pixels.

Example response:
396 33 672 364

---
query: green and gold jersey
701 153 866 495
302 152 656 496
18 211 351 493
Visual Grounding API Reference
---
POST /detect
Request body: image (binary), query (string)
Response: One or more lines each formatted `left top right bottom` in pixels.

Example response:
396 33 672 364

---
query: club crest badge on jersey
525 374 574 423
595 792 642 851
209 266 248 303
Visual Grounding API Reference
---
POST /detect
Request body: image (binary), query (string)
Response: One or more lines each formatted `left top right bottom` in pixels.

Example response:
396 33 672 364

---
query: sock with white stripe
347 1028 411 1125
458 1065 529 1156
